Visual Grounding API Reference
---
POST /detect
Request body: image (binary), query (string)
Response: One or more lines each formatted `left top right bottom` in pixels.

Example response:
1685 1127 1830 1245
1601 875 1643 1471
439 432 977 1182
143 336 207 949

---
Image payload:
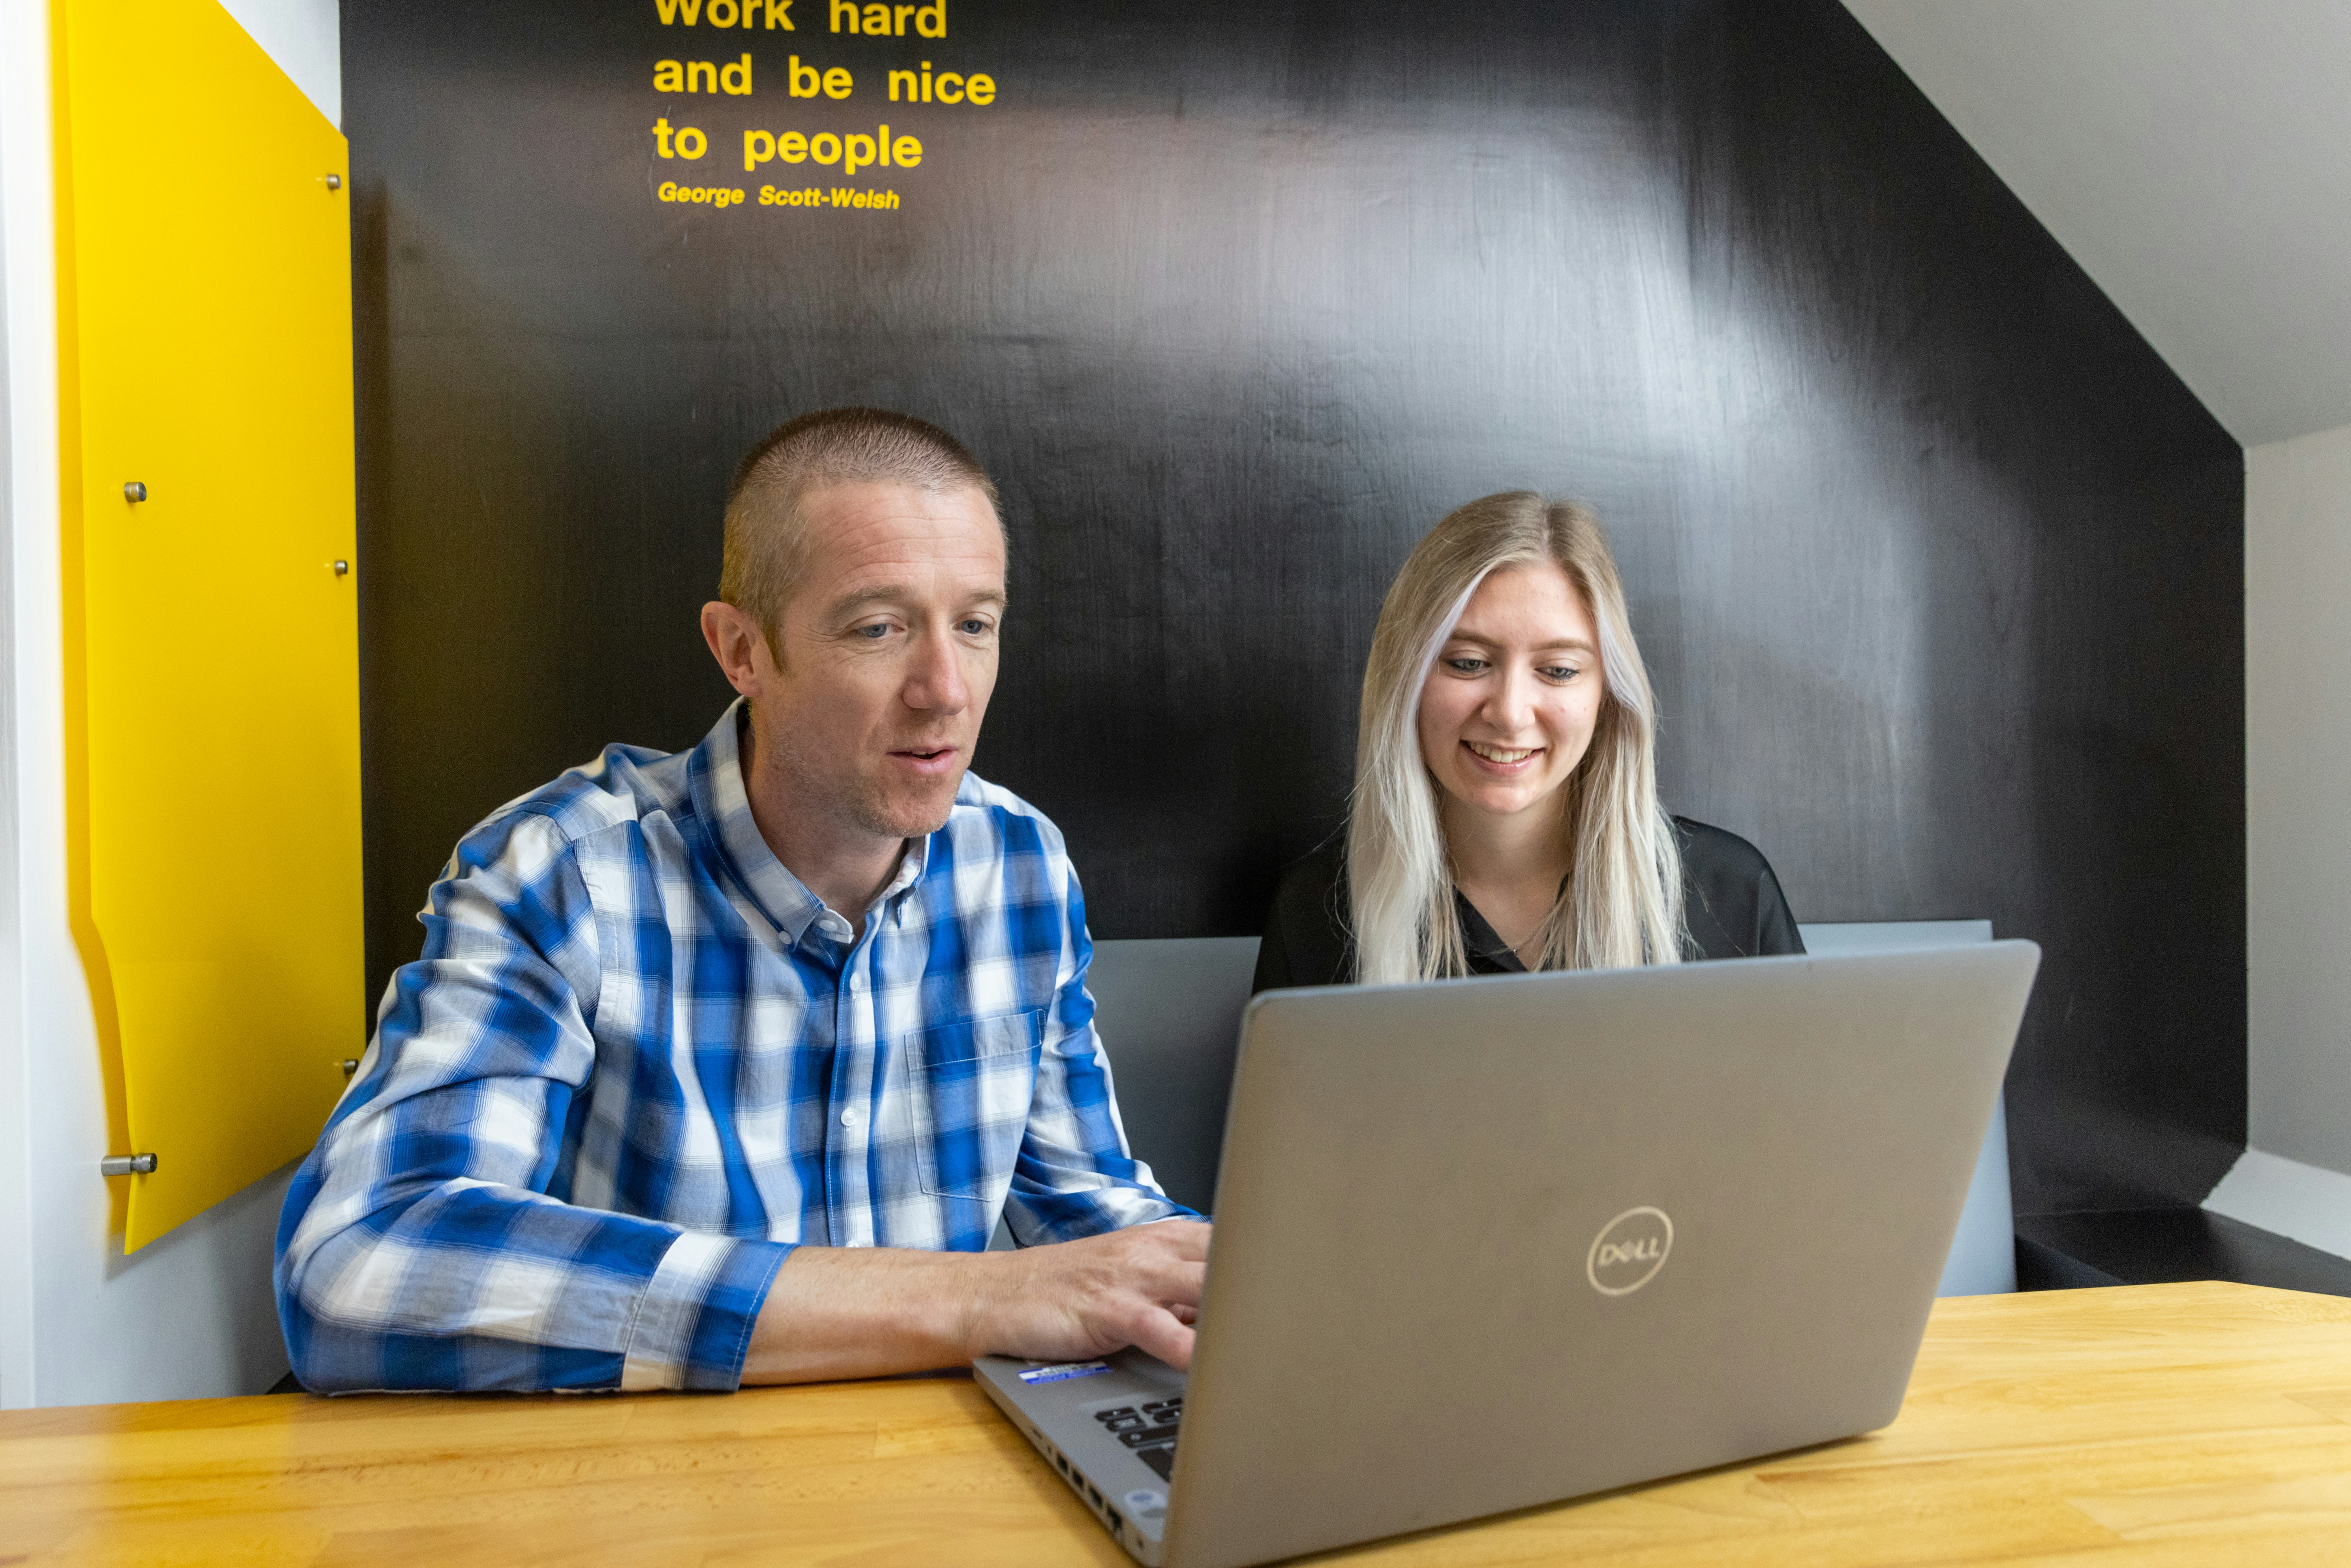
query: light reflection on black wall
344 0 2244 1214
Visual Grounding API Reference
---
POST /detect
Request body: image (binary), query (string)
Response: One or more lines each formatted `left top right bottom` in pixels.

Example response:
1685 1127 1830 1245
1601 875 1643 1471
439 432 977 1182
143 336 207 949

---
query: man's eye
959 618 994 636
854 624 891 640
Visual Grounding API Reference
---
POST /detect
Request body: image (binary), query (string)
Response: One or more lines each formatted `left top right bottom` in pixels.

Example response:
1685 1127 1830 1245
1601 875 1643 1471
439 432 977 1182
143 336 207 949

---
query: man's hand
964 1219 1210 1369
740 1220 1211 1386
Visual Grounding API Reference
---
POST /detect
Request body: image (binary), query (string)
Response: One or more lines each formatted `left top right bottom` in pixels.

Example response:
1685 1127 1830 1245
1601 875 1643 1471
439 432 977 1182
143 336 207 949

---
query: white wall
2215 422 2351 1260
2245 421 2351 1175
0 0 338 1411
0 0 42 1417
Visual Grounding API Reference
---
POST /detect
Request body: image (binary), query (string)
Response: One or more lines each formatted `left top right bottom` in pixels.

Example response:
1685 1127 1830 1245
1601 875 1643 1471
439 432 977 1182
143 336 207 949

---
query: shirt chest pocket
911 1010 1042 1202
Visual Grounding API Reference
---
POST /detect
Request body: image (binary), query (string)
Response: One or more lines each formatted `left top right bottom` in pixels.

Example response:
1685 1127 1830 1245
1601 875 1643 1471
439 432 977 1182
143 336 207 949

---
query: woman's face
1416 560 1606 824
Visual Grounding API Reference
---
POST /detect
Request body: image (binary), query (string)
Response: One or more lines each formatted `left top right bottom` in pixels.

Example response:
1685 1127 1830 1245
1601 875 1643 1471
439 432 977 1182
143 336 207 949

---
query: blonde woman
1255 492 1800 990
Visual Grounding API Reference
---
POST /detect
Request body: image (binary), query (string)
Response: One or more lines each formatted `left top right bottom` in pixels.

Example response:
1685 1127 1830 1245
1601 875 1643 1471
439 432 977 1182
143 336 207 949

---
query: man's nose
902 627 969 715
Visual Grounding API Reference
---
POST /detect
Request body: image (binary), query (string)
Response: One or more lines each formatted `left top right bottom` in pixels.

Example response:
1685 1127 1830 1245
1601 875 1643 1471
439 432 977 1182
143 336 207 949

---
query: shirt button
845 1239 870 1248
840 1105 863 1127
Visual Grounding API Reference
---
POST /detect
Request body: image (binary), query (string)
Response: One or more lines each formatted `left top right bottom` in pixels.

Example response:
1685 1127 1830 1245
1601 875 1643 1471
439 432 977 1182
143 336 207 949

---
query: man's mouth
888 744 961 775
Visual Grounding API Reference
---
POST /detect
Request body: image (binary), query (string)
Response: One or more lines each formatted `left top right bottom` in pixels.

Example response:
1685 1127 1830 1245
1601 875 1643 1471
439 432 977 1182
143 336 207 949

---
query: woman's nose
1484 667 1538 732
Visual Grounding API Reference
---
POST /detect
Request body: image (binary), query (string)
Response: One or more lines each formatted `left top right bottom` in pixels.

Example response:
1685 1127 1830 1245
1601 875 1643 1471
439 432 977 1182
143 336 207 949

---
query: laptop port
1086 1482 1104 1508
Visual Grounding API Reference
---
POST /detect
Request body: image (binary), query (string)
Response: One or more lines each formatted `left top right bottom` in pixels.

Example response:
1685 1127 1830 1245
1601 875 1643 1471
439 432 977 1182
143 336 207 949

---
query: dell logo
1587 1206 1674 1296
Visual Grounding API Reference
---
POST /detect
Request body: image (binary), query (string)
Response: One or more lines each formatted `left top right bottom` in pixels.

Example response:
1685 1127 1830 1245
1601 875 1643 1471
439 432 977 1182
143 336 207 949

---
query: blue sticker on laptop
1017 1360 1111 1385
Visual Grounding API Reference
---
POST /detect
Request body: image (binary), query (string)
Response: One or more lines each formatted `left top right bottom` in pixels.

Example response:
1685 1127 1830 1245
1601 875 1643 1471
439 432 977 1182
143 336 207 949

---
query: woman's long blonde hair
1347 492 1685 984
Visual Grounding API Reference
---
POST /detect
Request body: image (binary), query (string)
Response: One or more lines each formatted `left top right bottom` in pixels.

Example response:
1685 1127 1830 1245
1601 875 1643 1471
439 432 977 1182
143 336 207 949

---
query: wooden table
11 1281 2351 1565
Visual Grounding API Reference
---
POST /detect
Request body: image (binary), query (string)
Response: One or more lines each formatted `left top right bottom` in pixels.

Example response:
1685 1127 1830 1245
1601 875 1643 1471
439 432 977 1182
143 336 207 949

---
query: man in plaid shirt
275 409 1209 1393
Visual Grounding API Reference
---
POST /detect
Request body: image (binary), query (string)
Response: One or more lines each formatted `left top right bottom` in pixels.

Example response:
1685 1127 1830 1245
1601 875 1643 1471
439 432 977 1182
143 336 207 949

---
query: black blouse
1252 817 1804 992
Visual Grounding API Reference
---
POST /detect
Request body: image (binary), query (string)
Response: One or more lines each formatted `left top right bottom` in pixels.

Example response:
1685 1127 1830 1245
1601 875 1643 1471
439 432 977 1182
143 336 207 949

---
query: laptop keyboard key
1086 1398 1181 1483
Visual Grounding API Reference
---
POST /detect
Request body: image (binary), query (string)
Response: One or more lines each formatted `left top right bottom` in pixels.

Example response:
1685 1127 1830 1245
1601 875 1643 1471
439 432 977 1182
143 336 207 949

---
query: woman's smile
1463 738 1544 772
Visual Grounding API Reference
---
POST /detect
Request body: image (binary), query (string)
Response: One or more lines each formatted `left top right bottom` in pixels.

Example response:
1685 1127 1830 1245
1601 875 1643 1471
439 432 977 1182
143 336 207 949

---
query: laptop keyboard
1093 1397 1184 1481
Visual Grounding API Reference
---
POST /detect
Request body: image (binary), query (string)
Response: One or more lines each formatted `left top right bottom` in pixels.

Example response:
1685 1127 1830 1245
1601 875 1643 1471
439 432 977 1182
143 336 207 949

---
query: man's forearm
739 1220 1212 1386
741 1245 994 1384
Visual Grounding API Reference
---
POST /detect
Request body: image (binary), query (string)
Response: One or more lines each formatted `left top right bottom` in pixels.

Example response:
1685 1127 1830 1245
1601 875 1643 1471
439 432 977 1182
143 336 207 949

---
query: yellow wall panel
56 0 362 1250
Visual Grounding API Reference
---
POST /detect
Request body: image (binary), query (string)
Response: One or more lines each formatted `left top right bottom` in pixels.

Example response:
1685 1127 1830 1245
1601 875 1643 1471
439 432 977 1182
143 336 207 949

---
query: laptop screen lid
1161 941 2038 1568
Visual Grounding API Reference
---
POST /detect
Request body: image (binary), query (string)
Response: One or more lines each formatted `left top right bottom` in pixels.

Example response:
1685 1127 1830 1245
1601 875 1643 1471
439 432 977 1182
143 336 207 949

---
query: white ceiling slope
1844 0 2351 449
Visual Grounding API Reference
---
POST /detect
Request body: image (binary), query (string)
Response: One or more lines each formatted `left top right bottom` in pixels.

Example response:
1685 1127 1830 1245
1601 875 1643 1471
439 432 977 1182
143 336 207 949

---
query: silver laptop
976 943 2040 1568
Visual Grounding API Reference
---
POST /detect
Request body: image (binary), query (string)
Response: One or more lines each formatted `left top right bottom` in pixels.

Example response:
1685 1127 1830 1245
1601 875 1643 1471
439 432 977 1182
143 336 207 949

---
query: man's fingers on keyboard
1126 1304 1197 1370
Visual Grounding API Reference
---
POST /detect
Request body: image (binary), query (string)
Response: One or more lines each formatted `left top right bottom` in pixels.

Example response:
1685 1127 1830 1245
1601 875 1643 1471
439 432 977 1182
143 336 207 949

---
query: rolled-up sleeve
273 809 790 1392
1001 863 1196 1243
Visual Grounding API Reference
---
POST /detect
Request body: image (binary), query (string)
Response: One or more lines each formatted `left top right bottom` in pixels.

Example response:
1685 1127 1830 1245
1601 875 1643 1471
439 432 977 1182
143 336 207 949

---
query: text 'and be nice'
649 0 994 207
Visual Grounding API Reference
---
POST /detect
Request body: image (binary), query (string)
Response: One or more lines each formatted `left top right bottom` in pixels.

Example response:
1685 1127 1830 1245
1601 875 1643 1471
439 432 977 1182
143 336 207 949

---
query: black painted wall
343 0 2244 1215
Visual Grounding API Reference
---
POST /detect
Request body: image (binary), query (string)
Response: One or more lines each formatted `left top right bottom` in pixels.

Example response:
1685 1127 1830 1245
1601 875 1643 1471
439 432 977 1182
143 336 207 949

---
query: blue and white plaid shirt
275 701 1187 1394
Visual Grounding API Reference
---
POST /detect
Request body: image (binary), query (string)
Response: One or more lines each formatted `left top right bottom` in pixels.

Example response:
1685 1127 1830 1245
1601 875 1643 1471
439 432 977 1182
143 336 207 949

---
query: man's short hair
719 407 1001 644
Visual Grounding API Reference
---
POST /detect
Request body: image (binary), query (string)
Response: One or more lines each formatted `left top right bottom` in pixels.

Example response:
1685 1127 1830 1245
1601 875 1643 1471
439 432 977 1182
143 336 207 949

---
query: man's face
739 481 1006 842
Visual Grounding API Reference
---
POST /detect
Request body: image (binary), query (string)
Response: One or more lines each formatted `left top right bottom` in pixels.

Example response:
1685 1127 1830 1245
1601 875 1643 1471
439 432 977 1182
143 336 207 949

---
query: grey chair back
1085 936 1260 1213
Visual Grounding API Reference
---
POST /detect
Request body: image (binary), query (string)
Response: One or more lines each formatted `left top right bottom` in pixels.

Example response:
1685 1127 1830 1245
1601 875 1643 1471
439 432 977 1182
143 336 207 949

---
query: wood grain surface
9 1283 2351 1565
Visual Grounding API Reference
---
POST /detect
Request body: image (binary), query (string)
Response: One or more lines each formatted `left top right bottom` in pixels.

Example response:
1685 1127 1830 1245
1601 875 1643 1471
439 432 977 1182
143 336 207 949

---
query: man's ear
701 601 774 697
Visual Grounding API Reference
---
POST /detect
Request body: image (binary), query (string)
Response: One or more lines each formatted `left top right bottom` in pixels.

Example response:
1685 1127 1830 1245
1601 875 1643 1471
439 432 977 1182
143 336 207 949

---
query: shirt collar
1454 886 1526 971
691 699 931 944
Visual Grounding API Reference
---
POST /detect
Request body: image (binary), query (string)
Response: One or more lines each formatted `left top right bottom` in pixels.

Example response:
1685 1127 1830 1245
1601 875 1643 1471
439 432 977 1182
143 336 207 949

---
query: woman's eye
1446 657 1488 674
1543 665 1580 682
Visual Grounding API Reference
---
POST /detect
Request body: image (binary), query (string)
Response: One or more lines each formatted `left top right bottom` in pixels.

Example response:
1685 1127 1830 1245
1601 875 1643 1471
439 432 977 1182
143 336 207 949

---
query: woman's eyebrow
1448 630 1598 655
